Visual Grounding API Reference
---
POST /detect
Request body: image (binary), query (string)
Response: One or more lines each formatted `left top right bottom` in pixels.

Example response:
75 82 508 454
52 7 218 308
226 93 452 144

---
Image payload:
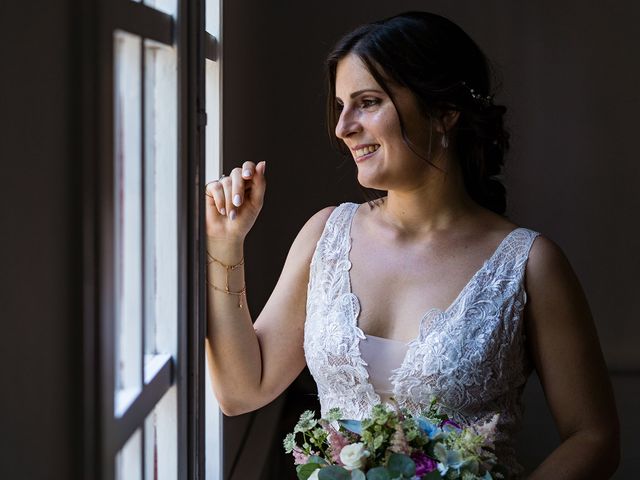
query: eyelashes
360 98 380 108
335 97 381 111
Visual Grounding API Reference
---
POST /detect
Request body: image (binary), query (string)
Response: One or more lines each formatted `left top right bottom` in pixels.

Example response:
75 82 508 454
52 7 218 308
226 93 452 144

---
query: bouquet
283 398 508 480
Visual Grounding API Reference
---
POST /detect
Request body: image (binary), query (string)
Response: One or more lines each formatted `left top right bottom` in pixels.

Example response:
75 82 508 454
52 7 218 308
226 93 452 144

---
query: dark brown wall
0 0 81 479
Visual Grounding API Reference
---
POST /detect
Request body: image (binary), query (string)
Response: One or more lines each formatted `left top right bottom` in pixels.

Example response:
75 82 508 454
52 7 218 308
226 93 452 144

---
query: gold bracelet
207 251 244 292
206 279 246 309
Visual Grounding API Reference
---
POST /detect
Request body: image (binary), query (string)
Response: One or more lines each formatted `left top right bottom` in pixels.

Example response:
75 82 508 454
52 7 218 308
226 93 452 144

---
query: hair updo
326 11 509 215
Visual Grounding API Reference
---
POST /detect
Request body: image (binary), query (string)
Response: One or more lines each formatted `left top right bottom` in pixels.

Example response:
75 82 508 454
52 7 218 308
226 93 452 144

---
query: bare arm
524 235 620 479
205 164 335 415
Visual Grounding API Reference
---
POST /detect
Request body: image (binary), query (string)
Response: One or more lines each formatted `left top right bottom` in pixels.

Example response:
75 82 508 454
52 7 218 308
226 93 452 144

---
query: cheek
371 111 403 143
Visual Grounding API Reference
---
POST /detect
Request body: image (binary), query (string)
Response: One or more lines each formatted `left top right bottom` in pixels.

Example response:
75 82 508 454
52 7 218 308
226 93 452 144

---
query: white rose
308 468 320 480
339 442 370 471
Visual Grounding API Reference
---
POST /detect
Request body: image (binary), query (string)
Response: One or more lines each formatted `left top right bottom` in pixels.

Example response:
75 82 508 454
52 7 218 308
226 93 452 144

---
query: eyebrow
336 89 384 101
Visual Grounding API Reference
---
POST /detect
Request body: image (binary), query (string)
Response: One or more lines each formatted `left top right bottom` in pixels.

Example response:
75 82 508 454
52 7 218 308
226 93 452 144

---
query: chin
355 171 386 191
357 178 386 191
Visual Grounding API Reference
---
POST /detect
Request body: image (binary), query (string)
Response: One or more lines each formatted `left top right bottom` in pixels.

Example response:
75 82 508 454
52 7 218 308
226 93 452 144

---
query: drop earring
441 134 448 149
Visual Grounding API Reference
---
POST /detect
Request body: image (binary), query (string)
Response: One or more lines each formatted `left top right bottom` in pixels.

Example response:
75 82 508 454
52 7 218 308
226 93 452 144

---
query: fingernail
233 194 242 206
219 207 226 215
262 161 266 173
229 209 237 221
243 169 252 178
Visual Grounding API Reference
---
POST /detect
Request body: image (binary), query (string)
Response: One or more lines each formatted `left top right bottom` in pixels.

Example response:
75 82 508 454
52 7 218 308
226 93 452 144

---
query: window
83 0 220 478
204 0 223 479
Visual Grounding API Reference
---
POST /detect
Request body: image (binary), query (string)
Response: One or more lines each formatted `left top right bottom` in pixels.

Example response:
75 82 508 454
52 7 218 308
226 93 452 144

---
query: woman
204 11 619 479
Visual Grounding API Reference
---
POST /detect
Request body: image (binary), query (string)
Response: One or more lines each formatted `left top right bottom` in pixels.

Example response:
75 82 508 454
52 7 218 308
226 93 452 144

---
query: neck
375 161 480 240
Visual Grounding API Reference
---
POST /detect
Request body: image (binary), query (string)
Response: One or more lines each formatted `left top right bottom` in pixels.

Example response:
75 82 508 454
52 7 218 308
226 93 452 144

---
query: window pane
145 385 178 480
205 58 220 176
144 38 178 377
145 0 177 17
205 2 223 479
114 29 143 416
205 0 219 37
116 429 143 480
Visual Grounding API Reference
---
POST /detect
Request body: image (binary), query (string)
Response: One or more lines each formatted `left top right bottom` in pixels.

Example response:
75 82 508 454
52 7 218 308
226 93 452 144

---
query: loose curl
326 11 510 215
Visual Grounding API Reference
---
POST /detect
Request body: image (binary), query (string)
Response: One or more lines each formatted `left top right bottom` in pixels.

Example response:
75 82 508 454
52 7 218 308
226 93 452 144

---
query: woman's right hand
205 160 266 242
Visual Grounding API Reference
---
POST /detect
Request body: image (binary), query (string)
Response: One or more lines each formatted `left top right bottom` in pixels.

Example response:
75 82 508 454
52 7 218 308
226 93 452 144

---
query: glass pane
144 38 178 378
145 0 177 18
205 59 221 177
145 385 178 480
205 2 223 478
205 0 220 37
114 29 143 416
205 360 223 480
116 429 143 480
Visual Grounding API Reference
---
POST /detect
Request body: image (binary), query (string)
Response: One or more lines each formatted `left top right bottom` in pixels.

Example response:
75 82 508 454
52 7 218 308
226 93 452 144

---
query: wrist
206 237 244 265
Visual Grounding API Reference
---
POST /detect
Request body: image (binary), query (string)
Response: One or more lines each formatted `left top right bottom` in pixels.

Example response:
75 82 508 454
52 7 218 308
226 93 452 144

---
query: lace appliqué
304 202 540 479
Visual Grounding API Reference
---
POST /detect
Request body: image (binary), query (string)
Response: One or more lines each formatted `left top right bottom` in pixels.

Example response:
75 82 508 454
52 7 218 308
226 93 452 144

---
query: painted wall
0 0 81 478
221 1 640 478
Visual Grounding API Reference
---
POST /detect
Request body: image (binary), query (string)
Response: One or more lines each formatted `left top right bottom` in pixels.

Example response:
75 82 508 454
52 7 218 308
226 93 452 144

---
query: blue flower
338 419 363 436
416 416 443 440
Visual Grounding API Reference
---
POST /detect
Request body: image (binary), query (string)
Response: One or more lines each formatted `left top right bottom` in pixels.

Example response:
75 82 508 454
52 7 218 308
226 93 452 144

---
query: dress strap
489 228 541 299
309 202 359 267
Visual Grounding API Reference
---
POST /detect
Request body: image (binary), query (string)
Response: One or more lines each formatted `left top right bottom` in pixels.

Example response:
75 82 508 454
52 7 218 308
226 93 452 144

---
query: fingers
205 180 226 215
241 161 254 180
226 167 244 220
245 161 266 208
205 160 266 221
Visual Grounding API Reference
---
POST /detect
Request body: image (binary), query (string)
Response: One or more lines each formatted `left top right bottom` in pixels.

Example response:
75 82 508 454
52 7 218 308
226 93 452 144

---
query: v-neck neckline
341 201 522 404
345 201 522 345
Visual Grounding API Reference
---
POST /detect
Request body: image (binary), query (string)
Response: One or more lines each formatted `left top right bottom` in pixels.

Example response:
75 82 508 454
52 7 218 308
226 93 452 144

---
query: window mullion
115 0 173 46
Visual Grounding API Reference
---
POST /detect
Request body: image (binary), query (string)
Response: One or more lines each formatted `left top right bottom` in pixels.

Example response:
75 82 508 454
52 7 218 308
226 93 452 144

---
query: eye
360 98 380 108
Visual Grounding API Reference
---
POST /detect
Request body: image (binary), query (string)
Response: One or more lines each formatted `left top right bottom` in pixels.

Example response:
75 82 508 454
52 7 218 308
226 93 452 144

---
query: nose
334 106 361 140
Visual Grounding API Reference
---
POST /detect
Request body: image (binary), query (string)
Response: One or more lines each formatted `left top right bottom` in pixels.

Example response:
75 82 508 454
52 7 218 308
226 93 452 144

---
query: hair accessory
461 81 493 107
207 252 246 309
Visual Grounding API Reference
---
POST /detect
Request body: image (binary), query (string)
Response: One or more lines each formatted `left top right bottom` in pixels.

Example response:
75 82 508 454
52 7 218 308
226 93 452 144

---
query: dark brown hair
326 11 509 214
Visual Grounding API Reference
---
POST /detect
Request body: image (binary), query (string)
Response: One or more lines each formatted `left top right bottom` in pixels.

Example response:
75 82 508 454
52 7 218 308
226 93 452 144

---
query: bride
204 11 619 479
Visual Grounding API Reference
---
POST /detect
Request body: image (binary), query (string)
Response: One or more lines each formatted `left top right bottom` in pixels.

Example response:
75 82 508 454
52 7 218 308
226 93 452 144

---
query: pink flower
326 424 350 465
292 446 310 465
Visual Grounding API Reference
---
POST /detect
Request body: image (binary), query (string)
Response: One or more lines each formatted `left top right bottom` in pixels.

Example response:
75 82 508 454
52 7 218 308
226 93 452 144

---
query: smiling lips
354 144 380 160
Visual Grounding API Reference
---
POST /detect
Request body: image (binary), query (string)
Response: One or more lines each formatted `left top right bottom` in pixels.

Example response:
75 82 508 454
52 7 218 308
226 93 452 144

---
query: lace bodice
303 202 541 479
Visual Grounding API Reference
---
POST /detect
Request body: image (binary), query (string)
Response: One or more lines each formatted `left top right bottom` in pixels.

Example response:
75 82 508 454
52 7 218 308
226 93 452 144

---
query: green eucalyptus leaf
350 469 366 480
296 463 321 480
318 465 352 480
387 453 416 477
307 455 330 466
422 471 443 480
366 467 391 480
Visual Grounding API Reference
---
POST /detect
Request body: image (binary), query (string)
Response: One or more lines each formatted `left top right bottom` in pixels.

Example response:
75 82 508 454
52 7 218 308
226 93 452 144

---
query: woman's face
334 53 436 191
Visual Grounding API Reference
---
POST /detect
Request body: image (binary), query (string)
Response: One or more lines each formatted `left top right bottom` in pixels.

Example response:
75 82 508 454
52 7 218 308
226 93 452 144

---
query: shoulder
523 233 589 332
525 233 573 287
286 205 339 266
299 205 340 242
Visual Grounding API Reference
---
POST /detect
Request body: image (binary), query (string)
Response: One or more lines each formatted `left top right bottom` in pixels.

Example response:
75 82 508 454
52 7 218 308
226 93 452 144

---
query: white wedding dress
304 202 541 479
